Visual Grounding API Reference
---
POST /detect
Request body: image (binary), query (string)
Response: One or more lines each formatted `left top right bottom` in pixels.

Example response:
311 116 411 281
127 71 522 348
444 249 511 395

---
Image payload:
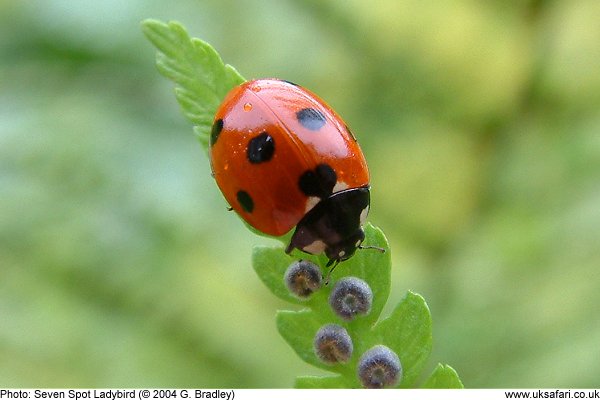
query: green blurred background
1 0 599 388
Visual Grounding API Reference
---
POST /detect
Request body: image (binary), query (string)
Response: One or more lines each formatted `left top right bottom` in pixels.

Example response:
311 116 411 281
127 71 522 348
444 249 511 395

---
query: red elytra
210 79 371 265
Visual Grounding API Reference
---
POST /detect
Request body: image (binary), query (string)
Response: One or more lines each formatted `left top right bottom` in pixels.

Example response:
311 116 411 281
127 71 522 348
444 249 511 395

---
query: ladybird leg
324 259 340 285
285 241 295 255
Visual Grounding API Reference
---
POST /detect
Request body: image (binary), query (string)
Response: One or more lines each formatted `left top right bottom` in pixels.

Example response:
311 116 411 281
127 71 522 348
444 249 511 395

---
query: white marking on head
359 205 369 225
304 196 321 213
302 240 327 255
332 181 349 193
338 250 346 258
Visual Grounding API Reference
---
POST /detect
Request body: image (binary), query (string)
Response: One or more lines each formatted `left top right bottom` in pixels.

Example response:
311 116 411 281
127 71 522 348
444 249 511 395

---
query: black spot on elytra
296 108 326 131
247 132 275 164
299 164 337 198
237 190 254 213
211 119 223 146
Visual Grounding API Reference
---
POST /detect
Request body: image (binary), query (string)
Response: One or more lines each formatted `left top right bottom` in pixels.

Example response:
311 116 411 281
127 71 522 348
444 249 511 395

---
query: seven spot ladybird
209 79 374 267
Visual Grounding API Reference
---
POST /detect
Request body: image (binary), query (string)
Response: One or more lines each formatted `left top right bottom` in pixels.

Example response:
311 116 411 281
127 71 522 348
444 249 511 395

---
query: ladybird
210 79 372 267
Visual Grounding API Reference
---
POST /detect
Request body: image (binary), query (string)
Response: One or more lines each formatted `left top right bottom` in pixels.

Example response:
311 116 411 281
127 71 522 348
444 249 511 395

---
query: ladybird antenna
358 244 386 253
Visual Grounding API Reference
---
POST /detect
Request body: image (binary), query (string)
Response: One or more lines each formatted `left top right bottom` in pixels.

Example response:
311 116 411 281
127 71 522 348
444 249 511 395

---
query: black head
324 228 365 264
286 186 370 265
